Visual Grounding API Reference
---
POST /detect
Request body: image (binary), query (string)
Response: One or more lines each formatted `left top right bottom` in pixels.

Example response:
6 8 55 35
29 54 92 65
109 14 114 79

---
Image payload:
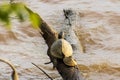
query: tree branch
32 63 53 80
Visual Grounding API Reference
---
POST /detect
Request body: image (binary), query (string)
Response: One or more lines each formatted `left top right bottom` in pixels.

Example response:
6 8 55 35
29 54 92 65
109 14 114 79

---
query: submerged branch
32 63 53 80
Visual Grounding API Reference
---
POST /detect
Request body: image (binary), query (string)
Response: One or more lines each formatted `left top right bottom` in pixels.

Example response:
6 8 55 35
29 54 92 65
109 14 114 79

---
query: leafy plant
0 2 41 29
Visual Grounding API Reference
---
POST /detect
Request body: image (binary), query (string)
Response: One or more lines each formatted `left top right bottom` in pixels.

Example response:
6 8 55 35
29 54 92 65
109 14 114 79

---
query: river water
0 0 120 80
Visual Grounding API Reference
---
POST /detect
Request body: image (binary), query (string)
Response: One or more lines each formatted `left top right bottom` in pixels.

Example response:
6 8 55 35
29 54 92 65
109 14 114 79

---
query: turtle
50 39 77 67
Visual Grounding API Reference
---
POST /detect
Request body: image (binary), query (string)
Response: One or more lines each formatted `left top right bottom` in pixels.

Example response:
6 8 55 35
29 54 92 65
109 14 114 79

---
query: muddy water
0 0 120 80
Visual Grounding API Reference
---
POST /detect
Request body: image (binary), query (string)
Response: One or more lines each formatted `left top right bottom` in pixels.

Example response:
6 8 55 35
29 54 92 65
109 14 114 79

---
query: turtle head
58 31 65 39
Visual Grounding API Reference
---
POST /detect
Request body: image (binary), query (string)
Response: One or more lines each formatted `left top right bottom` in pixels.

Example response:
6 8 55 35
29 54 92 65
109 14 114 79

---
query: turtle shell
63 57 77 66
50 39 73 59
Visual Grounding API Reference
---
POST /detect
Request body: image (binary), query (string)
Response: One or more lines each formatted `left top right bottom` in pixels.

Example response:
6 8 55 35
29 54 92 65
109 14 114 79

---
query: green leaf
11 3 29 22
0 3 41 29
0 4 11 22
29 13 41 29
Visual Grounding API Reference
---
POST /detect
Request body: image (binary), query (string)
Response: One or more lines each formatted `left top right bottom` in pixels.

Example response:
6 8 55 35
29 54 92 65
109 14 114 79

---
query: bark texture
39 17 84 80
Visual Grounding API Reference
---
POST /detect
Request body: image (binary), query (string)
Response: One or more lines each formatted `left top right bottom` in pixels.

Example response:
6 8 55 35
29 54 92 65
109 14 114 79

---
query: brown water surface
0 0 120 80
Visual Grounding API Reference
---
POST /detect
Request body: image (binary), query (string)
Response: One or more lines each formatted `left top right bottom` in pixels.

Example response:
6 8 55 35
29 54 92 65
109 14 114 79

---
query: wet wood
39 17 84 80
0 58 19 80
32 63 53 80
40 19 58 47
40 19 58 68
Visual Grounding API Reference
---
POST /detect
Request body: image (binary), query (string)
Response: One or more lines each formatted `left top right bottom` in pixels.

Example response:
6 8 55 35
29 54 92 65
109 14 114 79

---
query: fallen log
39 15 84 80
40 19 58 68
